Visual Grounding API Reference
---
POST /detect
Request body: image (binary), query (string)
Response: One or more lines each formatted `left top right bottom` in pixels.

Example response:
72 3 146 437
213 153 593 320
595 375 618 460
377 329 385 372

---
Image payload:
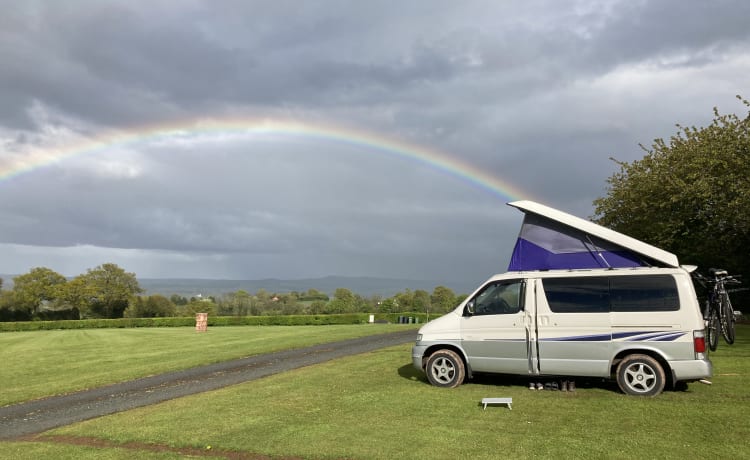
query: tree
394 289 414 312
0 290 23 321
327 288 356 313
125 295 177 318
221 290 252 316
593 96 750 278
170 294 188 306
58 276 95 314
182 298 217 317
413 290 431 314
12 267 67 317
79 263 143 318
300 288 329 302
431 286 457 313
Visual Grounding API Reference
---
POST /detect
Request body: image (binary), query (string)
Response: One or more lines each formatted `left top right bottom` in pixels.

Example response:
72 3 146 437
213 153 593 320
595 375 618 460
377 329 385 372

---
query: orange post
195 312 208 332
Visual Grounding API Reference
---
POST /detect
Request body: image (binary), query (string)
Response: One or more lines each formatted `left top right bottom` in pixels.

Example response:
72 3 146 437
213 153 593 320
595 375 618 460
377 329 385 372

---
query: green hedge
0 313 433 332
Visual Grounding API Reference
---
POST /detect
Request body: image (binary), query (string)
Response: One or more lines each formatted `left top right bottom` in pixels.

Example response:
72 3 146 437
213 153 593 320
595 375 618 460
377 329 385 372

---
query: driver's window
469 281 523 316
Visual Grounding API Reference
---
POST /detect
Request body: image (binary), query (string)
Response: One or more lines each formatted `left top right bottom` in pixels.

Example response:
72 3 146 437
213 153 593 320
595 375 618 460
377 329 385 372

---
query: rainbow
0 117 529 201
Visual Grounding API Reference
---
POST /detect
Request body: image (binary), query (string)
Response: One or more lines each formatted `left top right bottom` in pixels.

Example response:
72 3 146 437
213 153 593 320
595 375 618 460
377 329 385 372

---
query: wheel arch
422 343 473 379
610 348 675 387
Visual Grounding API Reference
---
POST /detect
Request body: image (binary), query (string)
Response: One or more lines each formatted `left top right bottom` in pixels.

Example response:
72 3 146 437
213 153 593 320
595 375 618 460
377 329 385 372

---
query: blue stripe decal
540 331 687 342
612 331 649 340
650 332 687 341
541 334 611 342
624 332 674 341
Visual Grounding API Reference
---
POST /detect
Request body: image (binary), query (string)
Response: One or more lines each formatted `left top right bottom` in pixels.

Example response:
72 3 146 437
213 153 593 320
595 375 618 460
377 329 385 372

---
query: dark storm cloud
1 0 748 281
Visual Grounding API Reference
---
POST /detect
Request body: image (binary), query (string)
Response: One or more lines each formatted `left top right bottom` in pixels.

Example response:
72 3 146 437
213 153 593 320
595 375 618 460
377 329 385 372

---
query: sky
1 0 749 286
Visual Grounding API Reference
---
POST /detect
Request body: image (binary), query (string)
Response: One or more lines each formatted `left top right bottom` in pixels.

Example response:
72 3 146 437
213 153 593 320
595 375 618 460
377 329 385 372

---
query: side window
610 275 679 312
469 281 524 316
542 277 609 313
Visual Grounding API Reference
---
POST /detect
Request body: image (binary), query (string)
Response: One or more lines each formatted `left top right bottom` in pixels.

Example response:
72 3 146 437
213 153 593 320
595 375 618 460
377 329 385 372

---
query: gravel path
0 328 417 440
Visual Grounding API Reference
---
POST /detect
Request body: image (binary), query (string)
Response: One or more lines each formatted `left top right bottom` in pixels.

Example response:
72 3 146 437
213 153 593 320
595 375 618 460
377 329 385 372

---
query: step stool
481 397 512 410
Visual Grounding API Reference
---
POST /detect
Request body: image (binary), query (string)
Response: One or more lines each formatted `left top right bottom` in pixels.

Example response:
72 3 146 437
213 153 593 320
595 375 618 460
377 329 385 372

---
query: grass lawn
5 324 748 459
0 324 414 406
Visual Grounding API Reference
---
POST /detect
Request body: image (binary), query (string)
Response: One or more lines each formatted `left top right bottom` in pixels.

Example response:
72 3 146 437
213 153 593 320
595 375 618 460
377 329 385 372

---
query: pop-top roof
507 200 679 271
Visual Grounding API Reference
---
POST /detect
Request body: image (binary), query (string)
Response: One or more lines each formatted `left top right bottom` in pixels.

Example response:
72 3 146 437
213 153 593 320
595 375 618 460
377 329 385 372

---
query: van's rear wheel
616 354 666 396
426 350 465 388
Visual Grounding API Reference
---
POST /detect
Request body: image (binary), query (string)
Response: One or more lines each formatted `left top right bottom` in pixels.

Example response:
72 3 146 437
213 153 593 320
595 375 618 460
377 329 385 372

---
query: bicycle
693 268 741 351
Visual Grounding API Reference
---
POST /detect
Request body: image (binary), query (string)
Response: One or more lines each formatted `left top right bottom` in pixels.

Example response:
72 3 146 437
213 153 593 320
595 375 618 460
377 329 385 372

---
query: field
3 324 749 459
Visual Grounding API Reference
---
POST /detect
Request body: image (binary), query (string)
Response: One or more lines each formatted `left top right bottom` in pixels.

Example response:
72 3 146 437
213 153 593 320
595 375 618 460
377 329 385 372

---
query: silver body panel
412 268 712 382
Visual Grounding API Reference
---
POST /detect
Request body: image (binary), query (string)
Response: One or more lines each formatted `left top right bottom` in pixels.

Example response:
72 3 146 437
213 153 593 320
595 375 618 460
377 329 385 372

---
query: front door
460 279 535 374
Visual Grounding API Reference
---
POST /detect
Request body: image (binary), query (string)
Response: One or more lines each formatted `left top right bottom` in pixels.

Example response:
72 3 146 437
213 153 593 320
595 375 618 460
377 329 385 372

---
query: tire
706 306 719 352
616 354 666 396
425 350 466 388
720 292 736 345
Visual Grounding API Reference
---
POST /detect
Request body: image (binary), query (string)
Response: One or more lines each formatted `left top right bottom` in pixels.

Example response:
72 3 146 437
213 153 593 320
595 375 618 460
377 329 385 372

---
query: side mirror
465 301 475 316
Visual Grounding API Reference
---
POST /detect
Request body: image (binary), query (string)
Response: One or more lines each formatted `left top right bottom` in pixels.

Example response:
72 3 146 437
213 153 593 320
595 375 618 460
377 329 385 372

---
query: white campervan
412 201 711 396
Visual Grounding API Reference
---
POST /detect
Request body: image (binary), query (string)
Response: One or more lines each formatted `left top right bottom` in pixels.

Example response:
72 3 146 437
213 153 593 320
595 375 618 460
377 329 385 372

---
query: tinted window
610 275 679 312
542 277 609 313
542 274 680 313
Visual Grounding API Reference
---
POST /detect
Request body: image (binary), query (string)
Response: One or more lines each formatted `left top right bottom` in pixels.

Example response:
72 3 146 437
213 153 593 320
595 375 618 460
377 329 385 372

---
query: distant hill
1 274 475 298
137 276 475 298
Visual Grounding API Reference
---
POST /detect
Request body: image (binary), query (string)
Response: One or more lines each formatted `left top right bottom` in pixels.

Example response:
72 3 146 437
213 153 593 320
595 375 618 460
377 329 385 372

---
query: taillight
693 330 706 357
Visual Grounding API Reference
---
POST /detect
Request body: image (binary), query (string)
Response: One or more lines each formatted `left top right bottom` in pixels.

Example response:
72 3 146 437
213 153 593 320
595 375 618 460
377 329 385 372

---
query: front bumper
411 344 428 372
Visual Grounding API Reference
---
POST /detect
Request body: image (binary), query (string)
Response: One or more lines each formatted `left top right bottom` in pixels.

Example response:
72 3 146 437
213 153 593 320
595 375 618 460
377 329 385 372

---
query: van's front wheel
426 350 465 388
616 354 665 396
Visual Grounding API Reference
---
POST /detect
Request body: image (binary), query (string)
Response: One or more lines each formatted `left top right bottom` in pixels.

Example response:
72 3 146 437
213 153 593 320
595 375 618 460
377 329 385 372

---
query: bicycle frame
693 268 740 350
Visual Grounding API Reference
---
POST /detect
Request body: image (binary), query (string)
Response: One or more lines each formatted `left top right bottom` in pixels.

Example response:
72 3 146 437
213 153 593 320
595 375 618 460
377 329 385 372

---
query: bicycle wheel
720 292 736 345
706 305 719 351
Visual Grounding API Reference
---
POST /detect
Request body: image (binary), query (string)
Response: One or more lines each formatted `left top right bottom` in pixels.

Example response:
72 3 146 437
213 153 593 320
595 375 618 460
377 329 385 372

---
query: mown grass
5 324 748 459
0 324 414 406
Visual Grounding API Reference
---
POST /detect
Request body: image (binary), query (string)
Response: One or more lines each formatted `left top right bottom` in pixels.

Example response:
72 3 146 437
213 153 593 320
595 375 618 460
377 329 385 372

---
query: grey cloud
1 0 749 282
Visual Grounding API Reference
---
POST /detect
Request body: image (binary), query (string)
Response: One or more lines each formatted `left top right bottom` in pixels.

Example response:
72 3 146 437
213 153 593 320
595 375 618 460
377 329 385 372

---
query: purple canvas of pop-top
508 212 657 271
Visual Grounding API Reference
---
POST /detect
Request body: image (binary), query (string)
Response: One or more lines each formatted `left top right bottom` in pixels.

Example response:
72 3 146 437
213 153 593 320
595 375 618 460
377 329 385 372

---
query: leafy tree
309 300 327 314
170 294 188 306
431 286 457 313
251 288 273 314
394 289 414 312
413 289 431 313
125 295 177 318
593 96 750 277
58 276 95 313
220 290 252 316
378 297 398 313
0 290 25 321
79 263 143 318
327 288 356 313
181 298 217 317
300 288 329 302
12 267 67 317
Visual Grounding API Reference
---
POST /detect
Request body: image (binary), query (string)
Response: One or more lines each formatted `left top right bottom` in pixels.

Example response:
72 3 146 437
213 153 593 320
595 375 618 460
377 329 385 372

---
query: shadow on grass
397 363 427 382
398 363 630 394
397 361 697 394
471 373 625 393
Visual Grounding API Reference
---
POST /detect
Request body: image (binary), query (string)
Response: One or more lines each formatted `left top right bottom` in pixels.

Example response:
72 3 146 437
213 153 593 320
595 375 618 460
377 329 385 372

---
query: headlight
416 334 423 342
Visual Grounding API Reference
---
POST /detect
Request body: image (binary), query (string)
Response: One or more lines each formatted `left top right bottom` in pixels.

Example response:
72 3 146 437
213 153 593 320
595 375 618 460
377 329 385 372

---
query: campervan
412 201 711 396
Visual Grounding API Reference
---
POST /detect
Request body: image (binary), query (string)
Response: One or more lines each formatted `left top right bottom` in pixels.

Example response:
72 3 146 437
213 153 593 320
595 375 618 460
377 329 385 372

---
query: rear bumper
669 359 712 381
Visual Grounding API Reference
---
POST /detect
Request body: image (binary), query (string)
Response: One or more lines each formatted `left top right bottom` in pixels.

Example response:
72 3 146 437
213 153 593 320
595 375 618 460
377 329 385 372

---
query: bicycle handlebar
692 268 741 286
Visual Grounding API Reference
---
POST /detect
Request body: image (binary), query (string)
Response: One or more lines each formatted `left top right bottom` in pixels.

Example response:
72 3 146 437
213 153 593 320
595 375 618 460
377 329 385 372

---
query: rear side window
542 275 679 313
610 275 679 311
542 277 609 313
